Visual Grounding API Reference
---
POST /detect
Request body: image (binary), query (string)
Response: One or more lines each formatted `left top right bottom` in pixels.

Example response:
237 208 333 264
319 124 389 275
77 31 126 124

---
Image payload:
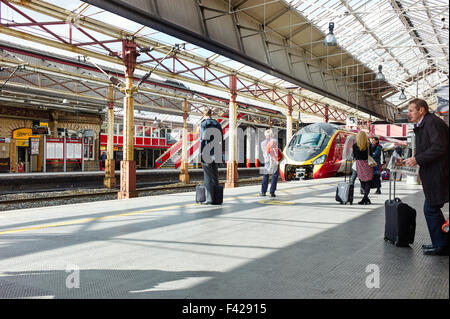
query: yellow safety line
0 183 330 236
0 194 252 236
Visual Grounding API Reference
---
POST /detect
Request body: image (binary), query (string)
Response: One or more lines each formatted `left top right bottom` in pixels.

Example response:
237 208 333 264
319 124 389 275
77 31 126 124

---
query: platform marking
0 194 257 235
0 183 336 236
257 200 295 205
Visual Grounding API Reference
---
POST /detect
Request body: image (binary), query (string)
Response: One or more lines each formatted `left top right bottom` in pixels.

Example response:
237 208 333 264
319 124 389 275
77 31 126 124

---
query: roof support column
179 99 190 184
286 93 293 143
324 105 329 123
245 128 252 168
118 38 139 200
225 74 239 188
254 128 260 168
104 85 116 189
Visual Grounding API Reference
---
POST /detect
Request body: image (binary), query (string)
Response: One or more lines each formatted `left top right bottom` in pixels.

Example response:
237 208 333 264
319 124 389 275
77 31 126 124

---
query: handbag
367 148 377 167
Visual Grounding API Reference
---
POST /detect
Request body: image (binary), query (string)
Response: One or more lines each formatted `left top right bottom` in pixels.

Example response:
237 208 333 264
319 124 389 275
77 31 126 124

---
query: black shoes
421 244 434 249
375 189 381 194
358 198 371 205
260 192 275 197
422 246 449 256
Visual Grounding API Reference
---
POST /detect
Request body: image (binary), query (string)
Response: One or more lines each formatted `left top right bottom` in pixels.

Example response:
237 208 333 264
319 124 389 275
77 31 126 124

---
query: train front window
288 132 329 162
290 133 325 149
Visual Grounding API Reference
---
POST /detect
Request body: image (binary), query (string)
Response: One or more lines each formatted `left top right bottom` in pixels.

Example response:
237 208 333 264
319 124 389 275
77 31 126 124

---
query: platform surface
0 177 448 299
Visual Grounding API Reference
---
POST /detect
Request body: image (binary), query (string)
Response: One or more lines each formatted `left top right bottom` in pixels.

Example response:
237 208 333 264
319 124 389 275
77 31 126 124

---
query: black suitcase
384 172 416 247
335 160 354 205
196 184 206 203
211 184 223 205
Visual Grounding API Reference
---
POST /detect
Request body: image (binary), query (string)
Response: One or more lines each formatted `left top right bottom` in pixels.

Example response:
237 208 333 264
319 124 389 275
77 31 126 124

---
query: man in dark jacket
200 108 223 204
404 98 449 256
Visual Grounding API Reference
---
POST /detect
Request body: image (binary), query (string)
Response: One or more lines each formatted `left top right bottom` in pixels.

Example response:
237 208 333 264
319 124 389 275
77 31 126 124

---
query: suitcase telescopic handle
389 170 396 202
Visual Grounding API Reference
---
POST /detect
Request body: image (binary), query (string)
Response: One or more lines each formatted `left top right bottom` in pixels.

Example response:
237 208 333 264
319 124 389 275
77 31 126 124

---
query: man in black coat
404 98 449 256
200 108 223 204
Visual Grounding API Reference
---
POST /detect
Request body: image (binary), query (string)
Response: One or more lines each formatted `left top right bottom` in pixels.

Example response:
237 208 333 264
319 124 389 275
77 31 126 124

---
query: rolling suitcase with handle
335 160 354 205
196 184 206 203
384 172 416 247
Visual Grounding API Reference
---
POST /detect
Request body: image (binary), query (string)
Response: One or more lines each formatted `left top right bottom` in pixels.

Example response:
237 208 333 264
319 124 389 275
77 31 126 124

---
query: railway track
0 177 263 209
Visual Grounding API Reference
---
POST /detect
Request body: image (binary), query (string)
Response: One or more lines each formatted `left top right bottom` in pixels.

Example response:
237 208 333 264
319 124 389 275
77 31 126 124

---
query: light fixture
323 22 337 46
375 65 385 81
399 88 407 100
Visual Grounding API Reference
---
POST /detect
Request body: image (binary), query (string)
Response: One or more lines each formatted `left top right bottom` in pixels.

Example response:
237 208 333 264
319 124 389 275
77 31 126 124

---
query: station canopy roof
0 0 448 125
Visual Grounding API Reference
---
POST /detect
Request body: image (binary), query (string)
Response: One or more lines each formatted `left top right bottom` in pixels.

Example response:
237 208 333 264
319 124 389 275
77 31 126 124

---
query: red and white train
279 122 407 181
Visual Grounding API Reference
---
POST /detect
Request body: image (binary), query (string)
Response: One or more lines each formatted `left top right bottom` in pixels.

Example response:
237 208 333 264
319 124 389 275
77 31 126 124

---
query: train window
298 132 324 147
83 136 95 160
118 124 123 136
144 127 151 137
136 125 144 137
152 129 159 138
160 129 166 138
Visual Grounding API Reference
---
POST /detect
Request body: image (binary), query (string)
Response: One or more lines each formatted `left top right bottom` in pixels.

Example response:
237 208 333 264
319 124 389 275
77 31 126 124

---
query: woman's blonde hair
356 131 369 151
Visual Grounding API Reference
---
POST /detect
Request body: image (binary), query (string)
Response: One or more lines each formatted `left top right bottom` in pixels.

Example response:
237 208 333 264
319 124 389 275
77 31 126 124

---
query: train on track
279 123 407 181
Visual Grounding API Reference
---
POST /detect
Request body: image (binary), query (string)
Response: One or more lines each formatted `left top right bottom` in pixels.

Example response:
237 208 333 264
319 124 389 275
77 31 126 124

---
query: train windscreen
287 123 338 162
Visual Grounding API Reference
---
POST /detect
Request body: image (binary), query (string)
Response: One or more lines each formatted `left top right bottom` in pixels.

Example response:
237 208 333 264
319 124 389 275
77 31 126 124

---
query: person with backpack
260 129 281 197
199 108 224 205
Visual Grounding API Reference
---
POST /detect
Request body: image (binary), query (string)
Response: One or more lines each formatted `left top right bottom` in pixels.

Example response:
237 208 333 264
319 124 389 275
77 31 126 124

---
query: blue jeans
261 163 279 195
424 199 449 248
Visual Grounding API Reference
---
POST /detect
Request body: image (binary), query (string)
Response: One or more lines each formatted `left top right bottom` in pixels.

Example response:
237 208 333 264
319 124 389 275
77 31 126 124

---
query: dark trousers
203 162 218 203
424 199 449 248
360 180 371 201
261 163 279 195
350 169 357 185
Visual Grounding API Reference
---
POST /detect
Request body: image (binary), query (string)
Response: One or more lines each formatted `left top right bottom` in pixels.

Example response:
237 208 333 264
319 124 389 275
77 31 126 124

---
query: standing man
403 98 449 256
200 108 223 204
260 129 279 197
370 137 382 194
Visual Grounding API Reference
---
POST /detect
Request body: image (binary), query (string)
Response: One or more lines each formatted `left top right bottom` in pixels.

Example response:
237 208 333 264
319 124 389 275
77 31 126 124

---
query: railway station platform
0 177 448 299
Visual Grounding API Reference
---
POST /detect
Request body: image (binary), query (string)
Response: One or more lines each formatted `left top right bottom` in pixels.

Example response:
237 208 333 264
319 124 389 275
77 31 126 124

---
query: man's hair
203 108 212 117
409 98 429 113
372 136 379 142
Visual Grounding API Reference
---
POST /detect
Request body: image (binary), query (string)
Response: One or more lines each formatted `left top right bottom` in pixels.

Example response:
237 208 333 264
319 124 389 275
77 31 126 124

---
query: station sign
12 128 40 140
32 126 50 135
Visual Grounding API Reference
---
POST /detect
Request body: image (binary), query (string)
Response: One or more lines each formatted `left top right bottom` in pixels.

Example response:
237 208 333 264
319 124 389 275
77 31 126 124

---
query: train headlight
313 154 327 165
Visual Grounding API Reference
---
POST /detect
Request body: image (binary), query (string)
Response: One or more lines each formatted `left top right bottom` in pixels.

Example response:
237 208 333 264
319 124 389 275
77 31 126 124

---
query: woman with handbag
352 131 375 205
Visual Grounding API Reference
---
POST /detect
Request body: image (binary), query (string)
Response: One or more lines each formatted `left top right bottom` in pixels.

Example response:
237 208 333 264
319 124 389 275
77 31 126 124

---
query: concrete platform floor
0 177 448 299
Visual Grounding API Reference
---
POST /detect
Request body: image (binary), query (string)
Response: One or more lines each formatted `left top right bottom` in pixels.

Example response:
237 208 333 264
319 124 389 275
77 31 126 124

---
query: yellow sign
40 122 49 127
12 128 40 140
16 140 29 147
100 146 106 151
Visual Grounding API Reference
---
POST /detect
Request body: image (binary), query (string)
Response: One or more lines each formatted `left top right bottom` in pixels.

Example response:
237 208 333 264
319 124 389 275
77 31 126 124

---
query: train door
334 134 343 168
